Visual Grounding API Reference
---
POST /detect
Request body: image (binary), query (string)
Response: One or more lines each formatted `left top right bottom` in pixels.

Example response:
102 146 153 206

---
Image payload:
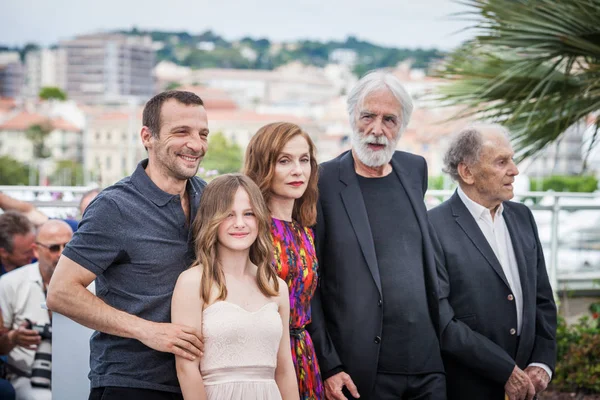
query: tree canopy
39 86 67 101
201 132 243 174
0 156 35 185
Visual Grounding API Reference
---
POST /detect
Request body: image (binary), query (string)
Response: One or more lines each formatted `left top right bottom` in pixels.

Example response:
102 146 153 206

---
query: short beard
351 129 400 168
156 148 204 181
172 154 204 180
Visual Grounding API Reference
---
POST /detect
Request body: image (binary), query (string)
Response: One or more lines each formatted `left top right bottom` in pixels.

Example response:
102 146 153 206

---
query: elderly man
0 219 73 400
428 124 557 400
0 212 36 276
47 90 209 400
309 71 445 400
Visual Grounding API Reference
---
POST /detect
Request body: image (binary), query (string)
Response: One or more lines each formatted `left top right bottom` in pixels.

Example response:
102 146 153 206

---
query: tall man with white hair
308 71 445 399
428 124 557 400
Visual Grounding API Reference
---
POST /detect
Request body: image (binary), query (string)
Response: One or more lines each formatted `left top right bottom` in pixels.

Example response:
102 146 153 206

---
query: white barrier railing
426 190 600 295
2 185 600 293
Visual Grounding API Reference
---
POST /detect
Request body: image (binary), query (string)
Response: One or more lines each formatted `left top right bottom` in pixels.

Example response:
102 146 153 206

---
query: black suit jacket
428 191 557 400
308 150 442 397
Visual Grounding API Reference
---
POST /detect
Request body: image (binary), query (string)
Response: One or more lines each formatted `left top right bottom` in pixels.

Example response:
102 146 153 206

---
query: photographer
0 220 73 400
0 311 16 400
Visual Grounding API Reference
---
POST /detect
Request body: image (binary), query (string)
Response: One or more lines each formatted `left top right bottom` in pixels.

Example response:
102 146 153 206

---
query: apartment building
59 33 155 104
0 111 82 163
0 52 24 98
179 62 339 108
24 48 67 98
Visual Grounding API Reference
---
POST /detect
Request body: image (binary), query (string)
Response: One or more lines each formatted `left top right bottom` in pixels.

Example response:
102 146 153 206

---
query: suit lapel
390 157 428 233
450 192 511 289
338 152 382 295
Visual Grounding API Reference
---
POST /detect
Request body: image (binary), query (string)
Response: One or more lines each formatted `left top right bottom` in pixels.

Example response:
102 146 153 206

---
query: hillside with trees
118 28 444 75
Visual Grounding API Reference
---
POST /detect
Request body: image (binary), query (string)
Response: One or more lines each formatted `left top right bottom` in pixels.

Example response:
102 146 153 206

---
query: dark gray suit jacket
428 191 557 400
308 150 442 397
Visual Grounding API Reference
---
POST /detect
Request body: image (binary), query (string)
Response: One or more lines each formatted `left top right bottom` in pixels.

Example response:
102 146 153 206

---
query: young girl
244 122 324 399
172 174 299 400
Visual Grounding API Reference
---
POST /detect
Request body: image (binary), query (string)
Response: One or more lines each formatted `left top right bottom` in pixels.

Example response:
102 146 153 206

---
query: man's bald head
35 220 73 282
37 220 73 241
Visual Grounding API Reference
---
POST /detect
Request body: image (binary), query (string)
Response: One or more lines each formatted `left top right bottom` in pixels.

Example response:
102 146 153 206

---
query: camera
25 319 52 388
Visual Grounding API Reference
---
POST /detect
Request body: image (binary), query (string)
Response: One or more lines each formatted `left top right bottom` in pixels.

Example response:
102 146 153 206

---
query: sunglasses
36 242 68 253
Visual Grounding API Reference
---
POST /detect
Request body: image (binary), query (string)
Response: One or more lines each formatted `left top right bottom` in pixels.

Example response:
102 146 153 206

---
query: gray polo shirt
62 159 205 393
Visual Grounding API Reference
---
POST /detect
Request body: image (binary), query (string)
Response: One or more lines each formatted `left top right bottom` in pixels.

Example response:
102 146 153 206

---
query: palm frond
433 0 600 164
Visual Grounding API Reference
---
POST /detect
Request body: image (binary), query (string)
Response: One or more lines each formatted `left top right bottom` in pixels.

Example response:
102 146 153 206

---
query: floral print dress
270 218 324 400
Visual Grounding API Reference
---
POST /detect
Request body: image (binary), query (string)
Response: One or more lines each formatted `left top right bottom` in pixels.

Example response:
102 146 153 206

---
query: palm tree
25 121 53 185
434 0 600 170
25 122 53 159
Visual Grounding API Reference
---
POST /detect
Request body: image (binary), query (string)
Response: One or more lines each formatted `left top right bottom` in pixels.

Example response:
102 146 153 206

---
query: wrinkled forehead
483 128 511 147
359 88 402 114
480 132 514 159
159 100 208 130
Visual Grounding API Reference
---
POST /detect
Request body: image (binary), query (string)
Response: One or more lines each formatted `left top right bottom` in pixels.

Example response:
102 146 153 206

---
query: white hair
346 70 414 134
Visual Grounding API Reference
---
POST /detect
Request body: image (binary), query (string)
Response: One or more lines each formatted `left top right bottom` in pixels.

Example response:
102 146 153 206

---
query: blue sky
1 0 475 49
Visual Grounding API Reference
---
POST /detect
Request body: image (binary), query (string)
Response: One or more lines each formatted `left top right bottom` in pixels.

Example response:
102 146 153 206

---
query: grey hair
347 70 414 134
443 123 510 182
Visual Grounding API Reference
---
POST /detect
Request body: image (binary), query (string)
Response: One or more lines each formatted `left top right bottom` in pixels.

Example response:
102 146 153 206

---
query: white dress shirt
457 187 552 379
0 262 50 375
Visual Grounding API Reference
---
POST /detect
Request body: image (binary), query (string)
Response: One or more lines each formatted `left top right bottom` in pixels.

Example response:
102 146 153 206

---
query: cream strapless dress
201 301 283 400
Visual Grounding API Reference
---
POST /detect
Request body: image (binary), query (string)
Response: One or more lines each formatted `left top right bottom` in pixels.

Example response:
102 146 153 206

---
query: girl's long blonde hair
191 173 279 303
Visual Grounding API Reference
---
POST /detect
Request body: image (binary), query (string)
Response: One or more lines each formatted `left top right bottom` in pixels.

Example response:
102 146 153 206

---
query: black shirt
358 172 443 374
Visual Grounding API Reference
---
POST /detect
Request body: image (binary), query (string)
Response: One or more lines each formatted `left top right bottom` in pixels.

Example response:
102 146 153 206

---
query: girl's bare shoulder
176 264 204 288
276 277 289 300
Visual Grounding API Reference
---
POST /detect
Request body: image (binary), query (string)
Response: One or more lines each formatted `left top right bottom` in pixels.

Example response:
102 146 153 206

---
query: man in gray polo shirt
47 90 209 400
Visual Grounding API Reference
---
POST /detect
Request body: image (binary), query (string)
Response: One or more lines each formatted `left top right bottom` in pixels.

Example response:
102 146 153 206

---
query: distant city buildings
329 48 358 67
524 123 587 178
0 108 82 186
59 33 155 104
0 52 24 98
84 106 145 186
24 48 66 99
162 61 343 108
0 111 81 162
1 31 595 187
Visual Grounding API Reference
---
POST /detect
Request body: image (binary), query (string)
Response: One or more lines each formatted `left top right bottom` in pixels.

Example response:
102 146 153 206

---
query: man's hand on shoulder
325 371 360 400
138 321 204 361
505 365 535 400
525 365 551 394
